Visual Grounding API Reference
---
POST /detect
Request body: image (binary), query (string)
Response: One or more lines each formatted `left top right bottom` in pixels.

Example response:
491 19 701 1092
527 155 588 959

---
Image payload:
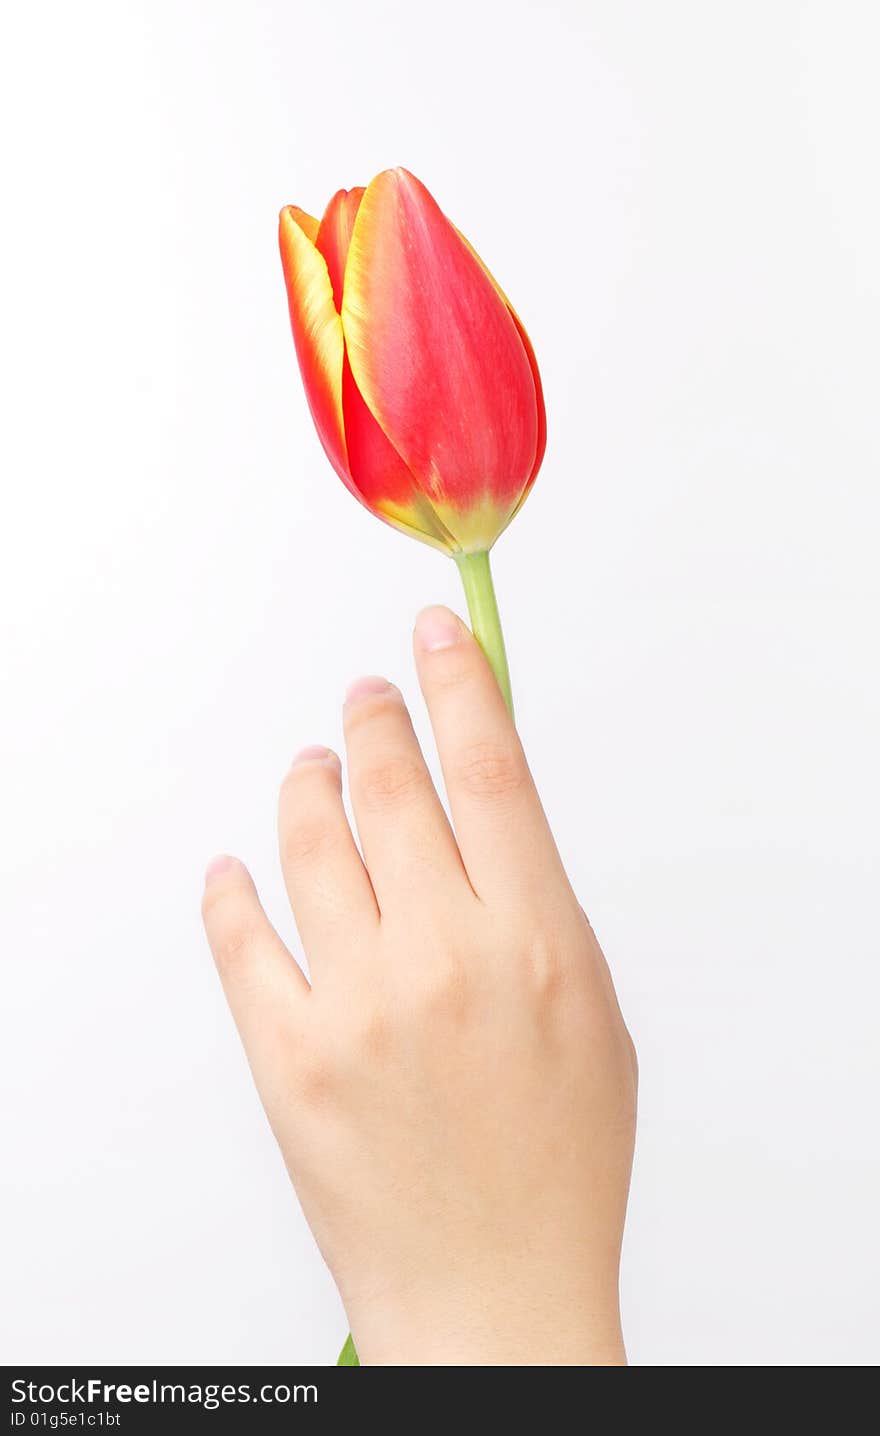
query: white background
2 1 878 1367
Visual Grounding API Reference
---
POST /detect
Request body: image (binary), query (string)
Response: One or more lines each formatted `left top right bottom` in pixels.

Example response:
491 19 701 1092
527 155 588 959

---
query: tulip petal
278 205 349 486
455 227 546 485
341 169 539 531
505 308 546 505
342 359 457 552
316 188 365 311
287 205 320 245
454 226 547 516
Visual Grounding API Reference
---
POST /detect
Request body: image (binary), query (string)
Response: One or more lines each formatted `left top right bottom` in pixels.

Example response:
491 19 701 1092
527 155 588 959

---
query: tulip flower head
279 168 545 556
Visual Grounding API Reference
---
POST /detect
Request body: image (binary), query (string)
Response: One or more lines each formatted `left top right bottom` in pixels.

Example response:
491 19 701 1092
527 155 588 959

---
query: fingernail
344 675 393 706
205 854 237 885
415 606 463 652
291 744 339 768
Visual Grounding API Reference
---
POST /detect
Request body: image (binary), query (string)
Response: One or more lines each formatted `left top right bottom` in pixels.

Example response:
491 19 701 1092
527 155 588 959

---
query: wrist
346 1279 626 1367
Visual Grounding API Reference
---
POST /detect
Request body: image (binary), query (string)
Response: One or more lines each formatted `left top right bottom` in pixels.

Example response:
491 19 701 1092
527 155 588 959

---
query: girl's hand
202 605 637 1366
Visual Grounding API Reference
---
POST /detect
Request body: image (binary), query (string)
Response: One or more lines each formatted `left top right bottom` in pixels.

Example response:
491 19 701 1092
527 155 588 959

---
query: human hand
202 606 637 1366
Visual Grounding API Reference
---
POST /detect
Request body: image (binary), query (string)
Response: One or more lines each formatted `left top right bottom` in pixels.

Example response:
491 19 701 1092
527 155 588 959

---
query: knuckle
456 740 526 802
358 756 425 812
414 957 470 1022
279 768 340 868
293 1045 334 1109
524 933 567 1001
281 814 334 868
201 868 270 983
210 915 259 978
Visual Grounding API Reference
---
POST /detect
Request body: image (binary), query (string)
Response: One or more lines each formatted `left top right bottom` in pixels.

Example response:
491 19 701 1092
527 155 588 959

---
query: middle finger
342 676 469 913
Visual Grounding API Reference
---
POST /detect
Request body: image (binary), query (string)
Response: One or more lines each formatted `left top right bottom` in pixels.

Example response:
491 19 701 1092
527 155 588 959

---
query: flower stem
337 1332 359 1366
336 549 513 1367
454 549 514 718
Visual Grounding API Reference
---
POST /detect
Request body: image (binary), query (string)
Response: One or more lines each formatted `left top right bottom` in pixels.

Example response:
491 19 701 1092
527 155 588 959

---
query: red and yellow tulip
279 168 545 556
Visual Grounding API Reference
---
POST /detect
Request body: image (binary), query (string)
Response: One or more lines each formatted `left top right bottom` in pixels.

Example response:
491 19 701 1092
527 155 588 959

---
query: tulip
279 168 546 715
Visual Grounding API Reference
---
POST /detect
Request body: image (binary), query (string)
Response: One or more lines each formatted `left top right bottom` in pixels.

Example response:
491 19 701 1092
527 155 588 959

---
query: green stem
337 1332 359 1366
336 549 512 1367
454 549 514 718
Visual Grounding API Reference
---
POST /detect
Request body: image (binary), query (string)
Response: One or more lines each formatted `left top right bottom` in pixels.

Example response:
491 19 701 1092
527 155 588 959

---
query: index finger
412 605 568 905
